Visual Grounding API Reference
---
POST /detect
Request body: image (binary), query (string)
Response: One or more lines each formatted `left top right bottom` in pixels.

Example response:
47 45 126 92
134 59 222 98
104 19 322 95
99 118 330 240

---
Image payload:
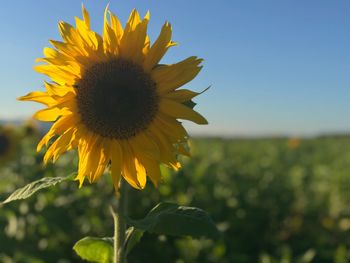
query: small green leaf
126 202 220 239
73 237 113 263
125 227 144 255
183 86 210 109
1 174 75 205
183 100 197 109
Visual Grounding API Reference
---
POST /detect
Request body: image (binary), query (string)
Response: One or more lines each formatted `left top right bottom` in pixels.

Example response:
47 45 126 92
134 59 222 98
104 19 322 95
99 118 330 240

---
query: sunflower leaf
125 202 220 239
1 173 75 205
73 237 113 263
125 227 144 255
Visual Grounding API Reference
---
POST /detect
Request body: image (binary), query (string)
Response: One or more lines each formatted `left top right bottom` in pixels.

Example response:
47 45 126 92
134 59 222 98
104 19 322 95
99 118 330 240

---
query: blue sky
0 0 349 136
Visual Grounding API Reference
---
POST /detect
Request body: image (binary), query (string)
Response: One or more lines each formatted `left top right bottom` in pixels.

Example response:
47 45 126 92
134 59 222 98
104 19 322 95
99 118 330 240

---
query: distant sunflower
23 119 40 138
0 126 17 165
287 137 301 149
19 6 207 190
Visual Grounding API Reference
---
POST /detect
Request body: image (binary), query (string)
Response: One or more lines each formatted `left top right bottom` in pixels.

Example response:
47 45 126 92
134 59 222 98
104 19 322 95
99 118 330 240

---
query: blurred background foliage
1 124 350 262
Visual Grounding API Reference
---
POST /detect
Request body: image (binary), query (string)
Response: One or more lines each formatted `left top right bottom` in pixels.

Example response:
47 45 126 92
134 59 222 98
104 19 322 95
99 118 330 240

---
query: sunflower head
0 126 18 165
287 137 301 149
22 119 40 138
19 5 207 190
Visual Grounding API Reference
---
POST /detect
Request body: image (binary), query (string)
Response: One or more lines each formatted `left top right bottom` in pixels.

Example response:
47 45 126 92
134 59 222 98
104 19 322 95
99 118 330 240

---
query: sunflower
22 118 40 138
19 6 207 190
0 126 18 165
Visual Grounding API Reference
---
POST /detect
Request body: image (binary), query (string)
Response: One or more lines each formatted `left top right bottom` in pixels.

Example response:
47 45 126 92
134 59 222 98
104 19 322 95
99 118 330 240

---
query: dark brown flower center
76 59 159 139
0 133 10 156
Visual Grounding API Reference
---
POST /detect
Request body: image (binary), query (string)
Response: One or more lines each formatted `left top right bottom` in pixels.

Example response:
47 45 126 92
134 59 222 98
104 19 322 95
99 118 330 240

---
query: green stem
111 179 128 263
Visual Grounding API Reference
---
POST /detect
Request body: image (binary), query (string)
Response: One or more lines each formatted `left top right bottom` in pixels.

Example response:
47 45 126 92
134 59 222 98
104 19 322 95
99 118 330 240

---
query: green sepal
183 85 210 109
183 99 197 109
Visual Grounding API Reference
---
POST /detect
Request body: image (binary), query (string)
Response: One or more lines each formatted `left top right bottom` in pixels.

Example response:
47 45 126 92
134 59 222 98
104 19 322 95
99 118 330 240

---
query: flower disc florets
76 59 159 139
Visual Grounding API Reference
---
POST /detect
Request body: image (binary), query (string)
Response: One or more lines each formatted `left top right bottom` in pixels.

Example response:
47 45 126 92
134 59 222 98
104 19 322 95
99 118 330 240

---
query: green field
1 133 350 262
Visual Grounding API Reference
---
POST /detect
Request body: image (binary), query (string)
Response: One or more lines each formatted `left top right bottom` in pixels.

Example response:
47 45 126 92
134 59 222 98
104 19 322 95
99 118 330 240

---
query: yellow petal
120 10 149 63
143 22 175 71
154 114 188 141
91 139 110 183
43 127 75 163
159 99 208 124
121 142 146 189
37 113 77 151
18 91 56 106
147 163 161 188
164 89 199 102
49 40 83 58
58 21 81 45
135 158 147 187
33 98 77 122
44 82 76 97
36 56 81 70
76 132 94 187
110 11 124 41
74 17 95 46
34 64 79 85
40 47 73 66
43 47 64 59
140 157 161 188
75 17 104 60
152 56 203 94
147 124 179 168
143 35 150 56
33 107 64 122
82 4 91 28
130 132 160 160
124 9 141 32
103 6 118 55
78 137 110 183
77 135 103 184
110 140 123 190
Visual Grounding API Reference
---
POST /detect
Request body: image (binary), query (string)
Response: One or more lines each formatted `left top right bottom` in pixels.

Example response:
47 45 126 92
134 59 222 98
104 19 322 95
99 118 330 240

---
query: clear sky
0 0 349 136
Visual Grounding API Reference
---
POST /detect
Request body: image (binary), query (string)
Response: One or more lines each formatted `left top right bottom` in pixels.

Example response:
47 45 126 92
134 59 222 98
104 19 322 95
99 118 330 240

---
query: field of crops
1 128 350 262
